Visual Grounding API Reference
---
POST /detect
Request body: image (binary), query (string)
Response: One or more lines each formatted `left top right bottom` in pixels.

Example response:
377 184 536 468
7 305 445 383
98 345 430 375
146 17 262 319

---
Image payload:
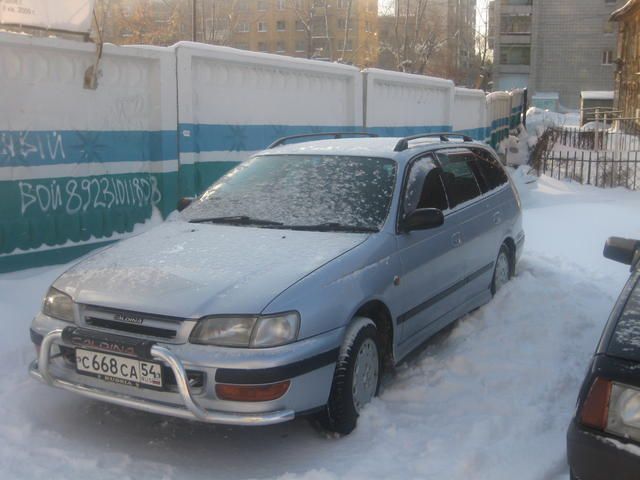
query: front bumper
567 419 640 480
30 322 342 426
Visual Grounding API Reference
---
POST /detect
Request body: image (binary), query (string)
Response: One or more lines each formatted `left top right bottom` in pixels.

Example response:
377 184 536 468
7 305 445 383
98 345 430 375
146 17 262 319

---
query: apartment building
99 1 378 67
213 0 378 66
490 0 624 108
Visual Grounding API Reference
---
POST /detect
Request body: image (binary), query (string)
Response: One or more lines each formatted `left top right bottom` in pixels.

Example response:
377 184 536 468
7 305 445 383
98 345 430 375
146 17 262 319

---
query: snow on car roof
260 136 459 159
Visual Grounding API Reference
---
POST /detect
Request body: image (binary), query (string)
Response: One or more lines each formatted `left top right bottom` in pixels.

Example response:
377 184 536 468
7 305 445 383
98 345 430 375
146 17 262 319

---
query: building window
258 41 269 52
499 45 531 65
602 50 614 65
258 21 268 32
234 42 249 50
295 40 306 52
236 22 249 33
236 0 248 11
314 0 325 7
296 20 305 31
338 18 353 30
343 40 353 51
277 20 286 31
501 14 531 34
276 41 286 52
277 0 286 9
257 1 267 11
365 21 371 33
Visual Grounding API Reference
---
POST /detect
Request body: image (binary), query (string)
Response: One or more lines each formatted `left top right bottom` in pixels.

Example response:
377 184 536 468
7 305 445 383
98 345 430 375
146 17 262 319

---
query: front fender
263 233 400 340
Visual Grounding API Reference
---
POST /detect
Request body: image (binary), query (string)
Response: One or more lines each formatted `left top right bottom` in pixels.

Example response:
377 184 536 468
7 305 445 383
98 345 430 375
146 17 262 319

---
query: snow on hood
54 222 368 318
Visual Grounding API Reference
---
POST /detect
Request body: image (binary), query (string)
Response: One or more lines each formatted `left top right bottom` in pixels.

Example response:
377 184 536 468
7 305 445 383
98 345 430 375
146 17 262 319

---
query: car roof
258 136 489 164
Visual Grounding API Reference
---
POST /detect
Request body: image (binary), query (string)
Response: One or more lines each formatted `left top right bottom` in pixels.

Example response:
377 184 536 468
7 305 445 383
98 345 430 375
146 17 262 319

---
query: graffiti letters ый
0 131 65 163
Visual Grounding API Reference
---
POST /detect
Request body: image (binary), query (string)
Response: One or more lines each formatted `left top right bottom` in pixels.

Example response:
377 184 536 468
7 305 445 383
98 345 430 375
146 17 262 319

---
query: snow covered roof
581 91 615 100
611 0 640 20
532 92 559 100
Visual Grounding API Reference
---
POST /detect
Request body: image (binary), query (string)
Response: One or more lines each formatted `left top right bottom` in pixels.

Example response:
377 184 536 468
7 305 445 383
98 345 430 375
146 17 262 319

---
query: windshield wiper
188 215 284 226
273 222 379 233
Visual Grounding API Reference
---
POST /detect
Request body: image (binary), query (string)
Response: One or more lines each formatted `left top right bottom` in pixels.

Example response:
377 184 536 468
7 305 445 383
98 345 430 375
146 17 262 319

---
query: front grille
85 317 177 339
82 305 183 341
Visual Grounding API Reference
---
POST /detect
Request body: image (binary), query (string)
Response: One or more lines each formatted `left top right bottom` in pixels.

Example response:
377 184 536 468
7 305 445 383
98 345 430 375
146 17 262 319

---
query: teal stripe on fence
0 130 178 167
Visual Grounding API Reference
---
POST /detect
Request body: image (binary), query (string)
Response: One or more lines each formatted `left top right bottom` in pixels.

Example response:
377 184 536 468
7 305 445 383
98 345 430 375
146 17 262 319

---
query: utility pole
192 0 197 42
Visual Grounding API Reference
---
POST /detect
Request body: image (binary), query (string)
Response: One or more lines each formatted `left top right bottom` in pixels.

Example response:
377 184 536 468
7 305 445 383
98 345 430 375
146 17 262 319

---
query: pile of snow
526 107 580 136
580 121 611 132
499 130 531 167
1 175 640 479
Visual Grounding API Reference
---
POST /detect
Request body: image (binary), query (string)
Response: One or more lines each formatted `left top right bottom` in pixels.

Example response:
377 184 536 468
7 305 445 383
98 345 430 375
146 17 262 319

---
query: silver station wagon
30 132 524 434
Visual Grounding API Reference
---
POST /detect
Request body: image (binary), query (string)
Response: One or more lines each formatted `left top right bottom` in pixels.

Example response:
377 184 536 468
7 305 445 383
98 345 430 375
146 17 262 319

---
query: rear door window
436 150 482 208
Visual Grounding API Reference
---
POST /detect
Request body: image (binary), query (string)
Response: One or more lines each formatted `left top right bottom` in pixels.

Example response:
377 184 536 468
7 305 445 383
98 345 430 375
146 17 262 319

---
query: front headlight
190 312 300 348
607 382 640 441
42 287 75 322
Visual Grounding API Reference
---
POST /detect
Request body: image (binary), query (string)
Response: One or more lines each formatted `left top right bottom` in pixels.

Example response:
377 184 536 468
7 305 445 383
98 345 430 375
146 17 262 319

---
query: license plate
75 349 163 389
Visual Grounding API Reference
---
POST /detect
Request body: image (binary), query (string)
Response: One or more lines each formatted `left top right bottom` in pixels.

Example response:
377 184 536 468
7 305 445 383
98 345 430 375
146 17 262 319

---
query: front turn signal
579 377 612 430
215 381 290 402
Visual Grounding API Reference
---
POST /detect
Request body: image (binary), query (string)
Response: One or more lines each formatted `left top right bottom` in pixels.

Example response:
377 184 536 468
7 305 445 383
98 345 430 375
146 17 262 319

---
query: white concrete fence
0 32 526 271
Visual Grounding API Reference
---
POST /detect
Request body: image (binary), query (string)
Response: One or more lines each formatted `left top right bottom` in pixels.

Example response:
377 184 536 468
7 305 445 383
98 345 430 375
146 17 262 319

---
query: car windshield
183 154 396 231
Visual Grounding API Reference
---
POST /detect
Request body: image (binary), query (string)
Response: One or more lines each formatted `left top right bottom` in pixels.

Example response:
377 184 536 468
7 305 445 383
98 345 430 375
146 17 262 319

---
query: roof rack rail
267 132 378 149
393 132 474 152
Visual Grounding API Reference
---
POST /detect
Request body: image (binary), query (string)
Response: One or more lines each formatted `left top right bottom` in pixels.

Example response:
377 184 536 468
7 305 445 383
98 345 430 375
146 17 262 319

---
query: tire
317 318 381 435
491 243 512 295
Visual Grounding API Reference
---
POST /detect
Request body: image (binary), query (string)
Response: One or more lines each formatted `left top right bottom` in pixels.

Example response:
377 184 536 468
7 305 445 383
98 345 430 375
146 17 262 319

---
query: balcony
499 34 531 44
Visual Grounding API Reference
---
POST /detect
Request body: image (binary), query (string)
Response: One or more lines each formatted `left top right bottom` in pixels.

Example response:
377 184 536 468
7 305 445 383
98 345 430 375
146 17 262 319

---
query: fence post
604 112 608 151
595 109 600 152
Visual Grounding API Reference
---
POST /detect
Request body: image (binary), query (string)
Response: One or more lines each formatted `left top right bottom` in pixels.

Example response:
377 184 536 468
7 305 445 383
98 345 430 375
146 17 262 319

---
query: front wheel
491 244 512 295
317 318 381 435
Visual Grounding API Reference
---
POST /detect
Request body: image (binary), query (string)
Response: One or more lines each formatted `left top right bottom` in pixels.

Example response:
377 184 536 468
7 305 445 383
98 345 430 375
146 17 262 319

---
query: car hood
54 221 368 318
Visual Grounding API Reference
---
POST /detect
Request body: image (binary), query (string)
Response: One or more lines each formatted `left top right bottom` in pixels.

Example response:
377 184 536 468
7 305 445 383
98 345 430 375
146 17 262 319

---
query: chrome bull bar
29 329 295 426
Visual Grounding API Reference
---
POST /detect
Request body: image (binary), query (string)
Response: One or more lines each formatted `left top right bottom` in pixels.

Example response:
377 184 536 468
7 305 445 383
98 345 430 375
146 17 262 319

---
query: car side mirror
177 197 195 212
603 237 640 266
401 208 444 232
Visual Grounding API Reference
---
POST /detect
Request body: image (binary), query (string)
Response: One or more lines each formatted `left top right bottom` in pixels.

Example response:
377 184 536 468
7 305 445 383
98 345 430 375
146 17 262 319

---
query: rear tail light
215 381 290 402
579 377 612 430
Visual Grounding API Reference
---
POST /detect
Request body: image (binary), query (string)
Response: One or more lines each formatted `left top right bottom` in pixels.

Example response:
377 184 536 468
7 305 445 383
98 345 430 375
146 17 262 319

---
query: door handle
493 211 502 225
451 232 462 247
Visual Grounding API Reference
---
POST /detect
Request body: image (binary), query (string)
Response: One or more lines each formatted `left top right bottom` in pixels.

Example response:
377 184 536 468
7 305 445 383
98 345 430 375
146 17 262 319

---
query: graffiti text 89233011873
17 175 162 216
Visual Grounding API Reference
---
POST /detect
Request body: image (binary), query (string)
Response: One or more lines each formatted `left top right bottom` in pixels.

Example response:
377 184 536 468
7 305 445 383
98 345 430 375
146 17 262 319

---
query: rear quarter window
437 151 482 208
472 149 509 191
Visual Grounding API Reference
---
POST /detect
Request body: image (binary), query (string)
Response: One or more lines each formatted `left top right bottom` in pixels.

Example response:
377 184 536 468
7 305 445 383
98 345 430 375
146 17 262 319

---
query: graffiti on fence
18 174 162 216
0 131 66 163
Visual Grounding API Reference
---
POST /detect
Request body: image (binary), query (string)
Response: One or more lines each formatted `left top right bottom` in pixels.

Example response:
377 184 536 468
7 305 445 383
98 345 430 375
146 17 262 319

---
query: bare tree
471 1 493 89
379 0 455 75
339 0 354 61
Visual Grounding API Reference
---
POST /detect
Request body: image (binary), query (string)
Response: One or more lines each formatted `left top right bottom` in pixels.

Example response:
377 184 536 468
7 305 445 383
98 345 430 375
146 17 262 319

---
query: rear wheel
491 244 512 295
317 318 381 435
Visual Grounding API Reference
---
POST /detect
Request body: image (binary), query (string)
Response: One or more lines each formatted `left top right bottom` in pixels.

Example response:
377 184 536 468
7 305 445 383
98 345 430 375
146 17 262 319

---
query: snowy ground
2 172 640 480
